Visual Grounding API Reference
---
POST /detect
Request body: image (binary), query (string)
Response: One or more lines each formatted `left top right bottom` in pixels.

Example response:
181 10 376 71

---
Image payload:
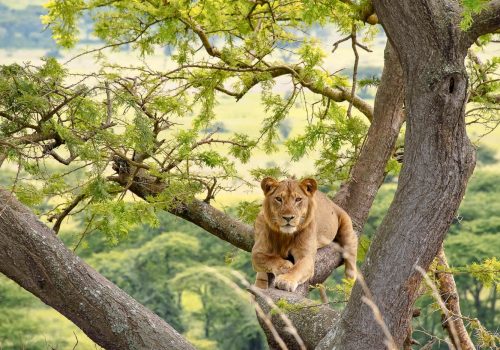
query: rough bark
333 40 405 231
318 2 478 349
435 247 475 350
249 287 339 350
0 189 195 350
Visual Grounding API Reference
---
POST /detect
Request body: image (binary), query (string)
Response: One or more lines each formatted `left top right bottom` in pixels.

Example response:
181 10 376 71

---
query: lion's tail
336 210 358 279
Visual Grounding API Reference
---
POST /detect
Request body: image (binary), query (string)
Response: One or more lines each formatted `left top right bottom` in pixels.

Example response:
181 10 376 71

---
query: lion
251 177 358 292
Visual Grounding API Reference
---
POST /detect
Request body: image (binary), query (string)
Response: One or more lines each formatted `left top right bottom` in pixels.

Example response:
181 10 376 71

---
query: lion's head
260 177 317 234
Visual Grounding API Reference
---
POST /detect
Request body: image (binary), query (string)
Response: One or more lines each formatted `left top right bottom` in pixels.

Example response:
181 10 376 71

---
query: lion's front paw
274 273 299 292
272 260 294 276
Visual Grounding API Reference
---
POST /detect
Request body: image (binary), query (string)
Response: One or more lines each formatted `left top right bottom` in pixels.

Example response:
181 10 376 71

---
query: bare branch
49 194 86 234
347 24 360 118
434 247 475 350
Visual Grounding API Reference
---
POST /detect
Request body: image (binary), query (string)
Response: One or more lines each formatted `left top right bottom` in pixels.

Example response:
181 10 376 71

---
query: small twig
347 24 359 118
72 331 79 350
105 81 112 125
50 194 86 234
332 35 350 53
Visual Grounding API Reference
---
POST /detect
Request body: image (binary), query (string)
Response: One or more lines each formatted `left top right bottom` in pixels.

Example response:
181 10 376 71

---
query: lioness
252 177 357 292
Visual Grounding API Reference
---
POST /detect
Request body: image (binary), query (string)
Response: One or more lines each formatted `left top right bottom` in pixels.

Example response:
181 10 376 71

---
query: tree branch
465 0 500 45
48 193 86 234
435 246 475 350
0 189 195 350
248 287 339 350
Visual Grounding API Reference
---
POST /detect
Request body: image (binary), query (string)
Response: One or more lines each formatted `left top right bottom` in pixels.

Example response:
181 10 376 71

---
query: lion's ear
261 177 278 195
300 178 317 196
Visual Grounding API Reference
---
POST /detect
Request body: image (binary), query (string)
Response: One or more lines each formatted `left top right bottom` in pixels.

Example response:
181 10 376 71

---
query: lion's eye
295 197 302 203
275 197 282 203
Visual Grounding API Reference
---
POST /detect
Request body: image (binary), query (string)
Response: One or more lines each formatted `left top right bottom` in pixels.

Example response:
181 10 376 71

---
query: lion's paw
274 273 299 292
273 260 294 275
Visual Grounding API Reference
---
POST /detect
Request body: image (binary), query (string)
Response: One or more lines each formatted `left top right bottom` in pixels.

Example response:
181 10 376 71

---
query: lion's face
261 177 317 234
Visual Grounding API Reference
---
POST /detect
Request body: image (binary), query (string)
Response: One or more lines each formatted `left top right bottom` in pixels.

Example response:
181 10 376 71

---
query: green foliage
476 144 498 166
235 200 261 224
471 319 500 349
250 166 290 181
228 133 256 164
88 231 201 331
88 200 159 244
0 309 45 350
125 114 156 154
286 103 368 185
0 278 44 349
274 298 319 314
466 257 500 289
460 0 489 30
43 0 84 47
356 235 371 262
12 183 44 206
171 266 265 349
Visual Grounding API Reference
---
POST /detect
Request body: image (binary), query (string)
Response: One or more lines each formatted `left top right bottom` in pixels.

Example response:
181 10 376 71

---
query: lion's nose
282 215 295 222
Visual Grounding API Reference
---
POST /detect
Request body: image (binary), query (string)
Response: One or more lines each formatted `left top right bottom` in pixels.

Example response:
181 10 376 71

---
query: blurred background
0 1 498 349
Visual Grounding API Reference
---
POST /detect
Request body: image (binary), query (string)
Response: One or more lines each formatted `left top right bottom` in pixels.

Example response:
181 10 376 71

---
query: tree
0 0 499 349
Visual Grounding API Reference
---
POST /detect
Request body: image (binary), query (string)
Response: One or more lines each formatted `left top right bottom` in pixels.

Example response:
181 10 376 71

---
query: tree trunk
0 189 194 350
318 1 478 349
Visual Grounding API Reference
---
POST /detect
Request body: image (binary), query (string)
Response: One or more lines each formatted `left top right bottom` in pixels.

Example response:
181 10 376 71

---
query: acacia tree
0 0 499 349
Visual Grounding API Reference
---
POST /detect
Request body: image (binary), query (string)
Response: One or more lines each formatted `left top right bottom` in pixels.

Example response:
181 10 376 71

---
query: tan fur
252 177 358 292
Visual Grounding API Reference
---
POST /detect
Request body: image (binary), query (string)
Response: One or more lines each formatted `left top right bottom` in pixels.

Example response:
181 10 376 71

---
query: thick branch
465 0 500 45
0 189 194 350
249 287 339 350
333 40 405 229
170 199 254 252
108 172 255 251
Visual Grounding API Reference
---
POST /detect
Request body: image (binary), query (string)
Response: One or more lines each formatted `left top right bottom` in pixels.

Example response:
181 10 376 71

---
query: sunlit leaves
13 183 44 206
235 200 261 224
228 133 255 164
125 114 155 154
286 103 367 184
460 0 490 30
88 200 159 244
42 0 84 47
249 166 289 181
466 257 500 289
